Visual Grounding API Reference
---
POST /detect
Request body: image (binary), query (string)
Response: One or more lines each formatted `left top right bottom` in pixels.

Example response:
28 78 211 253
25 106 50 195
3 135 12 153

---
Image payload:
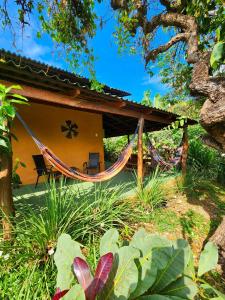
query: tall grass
0 179 138 299
14 179 136 255
136 168 165 210
188 140 225 183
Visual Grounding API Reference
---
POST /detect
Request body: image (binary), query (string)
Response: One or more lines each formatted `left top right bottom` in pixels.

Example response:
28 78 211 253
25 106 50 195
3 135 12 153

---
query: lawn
1 169 225 299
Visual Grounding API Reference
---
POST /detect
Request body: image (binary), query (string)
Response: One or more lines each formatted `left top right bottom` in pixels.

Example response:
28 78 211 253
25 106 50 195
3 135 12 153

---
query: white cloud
142 74 162 86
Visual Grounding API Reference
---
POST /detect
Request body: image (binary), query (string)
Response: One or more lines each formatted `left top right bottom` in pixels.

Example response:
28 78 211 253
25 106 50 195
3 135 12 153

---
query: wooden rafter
1 80 175 125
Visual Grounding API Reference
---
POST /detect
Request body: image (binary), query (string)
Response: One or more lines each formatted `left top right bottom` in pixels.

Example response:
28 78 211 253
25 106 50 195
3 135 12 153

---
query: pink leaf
73 257 93 299
52 288 69 300
90 252 114 300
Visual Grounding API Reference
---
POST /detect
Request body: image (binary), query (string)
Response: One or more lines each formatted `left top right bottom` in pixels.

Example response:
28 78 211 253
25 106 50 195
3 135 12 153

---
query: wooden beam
181 126 189 176
68 89 81 98
0 80 172 124
137 117 144 183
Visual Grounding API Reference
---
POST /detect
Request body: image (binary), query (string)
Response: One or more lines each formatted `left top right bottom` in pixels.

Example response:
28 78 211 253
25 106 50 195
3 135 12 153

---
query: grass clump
0 179 139 299
136 168 166 210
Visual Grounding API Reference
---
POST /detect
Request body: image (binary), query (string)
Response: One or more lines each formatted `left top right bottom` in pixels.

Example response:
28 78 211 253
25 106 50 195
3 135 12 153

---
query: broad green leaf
54 234 84 290
210 42 225 68
201 283 225 299
198 242 218 277
162 276 198 299
5 85 22 93
100 246 140 300
63 284 85 300
100 228 119 256
152 239 191 292
10 94 28 101
10 99 29 105
4 105 16 118
183 250 195 278
130 229 171 298
216 27 221 41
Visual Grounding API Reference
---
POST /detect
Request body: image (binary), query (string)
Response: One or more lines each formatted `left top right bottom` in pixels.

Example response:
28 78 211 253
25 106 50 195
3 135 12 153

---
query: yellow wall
12 102 104 185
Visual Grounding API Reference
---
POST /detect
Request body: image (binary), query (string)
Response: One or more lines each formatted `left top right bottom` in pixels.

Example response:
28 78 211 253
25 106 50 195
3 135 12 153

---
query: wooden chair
32 155 61 188
83 153 100 174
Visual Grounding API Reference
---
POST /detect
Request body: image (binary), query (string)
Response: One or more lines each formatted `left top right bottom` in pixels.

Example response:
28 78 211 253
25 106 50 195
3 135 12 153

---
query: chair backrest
32 155 48 175
88 153 100 168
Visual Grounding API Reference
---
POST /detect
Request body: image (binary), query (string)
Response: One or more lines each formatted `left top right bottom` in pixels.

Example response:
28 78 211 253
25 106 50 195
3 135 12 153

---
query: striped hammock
16 113 140 182
146 134 183 170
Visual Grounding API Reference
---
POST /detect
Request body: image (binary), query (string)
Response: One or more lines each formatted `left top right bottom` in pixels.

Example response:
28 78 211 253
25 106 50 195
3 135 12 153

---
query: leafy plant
53 234 113 300
14 179 136 256
53 228 223 299
12 158 26 188
0 84 28 154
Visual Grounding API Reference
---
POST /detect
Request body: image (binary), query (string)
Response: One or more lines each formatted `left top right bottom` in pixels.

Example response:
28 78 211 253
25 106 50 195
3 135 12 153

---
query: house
0 49 195 185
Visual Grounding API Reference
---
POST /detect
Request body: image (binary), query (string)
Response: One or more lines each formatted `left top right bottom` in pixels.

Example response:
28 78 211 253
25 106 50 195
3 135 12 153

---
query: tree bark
210 216 225 274
0 137 15 240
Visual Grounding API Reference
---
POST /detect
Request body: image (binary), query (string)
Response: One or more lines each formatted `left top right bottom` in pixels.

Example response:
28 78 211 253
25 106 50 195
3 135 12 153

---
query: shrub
53 228 223 299
104 136 128 162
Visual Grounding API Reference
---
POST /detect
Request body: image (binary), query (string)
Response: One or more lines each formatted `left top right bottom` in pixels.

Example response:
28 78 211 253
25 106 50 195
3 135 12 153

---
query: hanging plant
61 120 78 139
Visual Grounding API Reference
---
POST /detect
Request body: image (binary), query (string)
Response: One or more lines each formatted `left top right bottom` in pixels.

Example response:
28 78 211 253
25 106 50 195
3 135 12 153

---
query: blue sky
0 2 170 102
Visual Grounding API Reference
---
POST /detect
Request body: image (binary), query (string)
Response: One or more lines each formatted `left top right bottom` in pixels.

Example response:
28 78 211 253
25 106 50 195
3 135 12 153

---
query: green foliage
188 138 225 183
9 179 136 256
198 242 218 277
186 0 225 51
0 1 98 74
210 42 225 69
104 136 128 162
0 84 28 154
12 158 26 187
54 228 223 299
54 234 84 290
136 168 165 210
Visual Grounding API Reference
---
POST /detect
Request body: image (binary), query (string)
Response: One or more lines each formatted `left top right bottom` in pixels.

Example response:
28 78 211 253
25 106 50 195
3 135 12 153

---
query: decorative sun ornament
61 120 78 139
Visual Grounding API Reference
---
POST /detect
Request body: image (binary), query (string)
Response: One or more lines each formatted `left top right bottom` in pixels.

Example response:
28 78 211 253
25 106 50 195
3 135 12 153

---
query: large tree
0 0 224 249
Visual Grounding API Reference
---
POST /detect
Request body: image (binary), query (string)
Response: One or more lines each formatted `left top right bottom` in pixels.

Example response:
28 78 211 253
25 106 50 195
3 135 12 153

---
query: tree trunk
0 149 15 240
210 216 225 275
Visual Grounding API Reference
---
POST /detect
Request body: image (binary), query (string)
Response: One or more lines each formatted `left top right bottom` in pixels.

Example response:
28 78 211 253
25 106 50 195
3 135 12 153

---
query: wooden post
181 125 189 176
137 117 144 183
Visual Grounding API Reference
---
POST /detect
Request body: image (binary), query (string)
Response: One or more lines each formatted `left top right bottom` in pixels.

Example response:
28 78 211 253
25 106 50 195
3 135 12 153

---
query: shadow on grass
178 172 225 247
13 170 136 211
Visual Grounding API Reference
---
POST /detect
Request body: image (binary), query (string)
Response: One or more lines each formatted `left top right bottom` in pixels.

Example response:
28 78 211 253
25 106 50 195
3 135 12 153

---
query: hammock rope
16 113 140 182
146 133 184 169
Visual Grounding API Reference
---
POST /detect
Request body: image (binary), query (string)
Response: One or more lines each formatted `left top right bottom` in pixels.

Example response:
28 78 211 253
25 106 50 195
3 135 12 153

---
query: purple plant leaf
90 252 114 300
52 288 69 300
73 257 93 299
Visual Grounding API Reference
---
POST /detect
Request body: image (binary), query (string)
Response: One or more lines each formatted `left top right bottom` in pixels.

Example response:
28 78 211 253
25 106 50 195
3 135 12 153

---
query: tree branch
159 0 187 12
145 33 188 63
